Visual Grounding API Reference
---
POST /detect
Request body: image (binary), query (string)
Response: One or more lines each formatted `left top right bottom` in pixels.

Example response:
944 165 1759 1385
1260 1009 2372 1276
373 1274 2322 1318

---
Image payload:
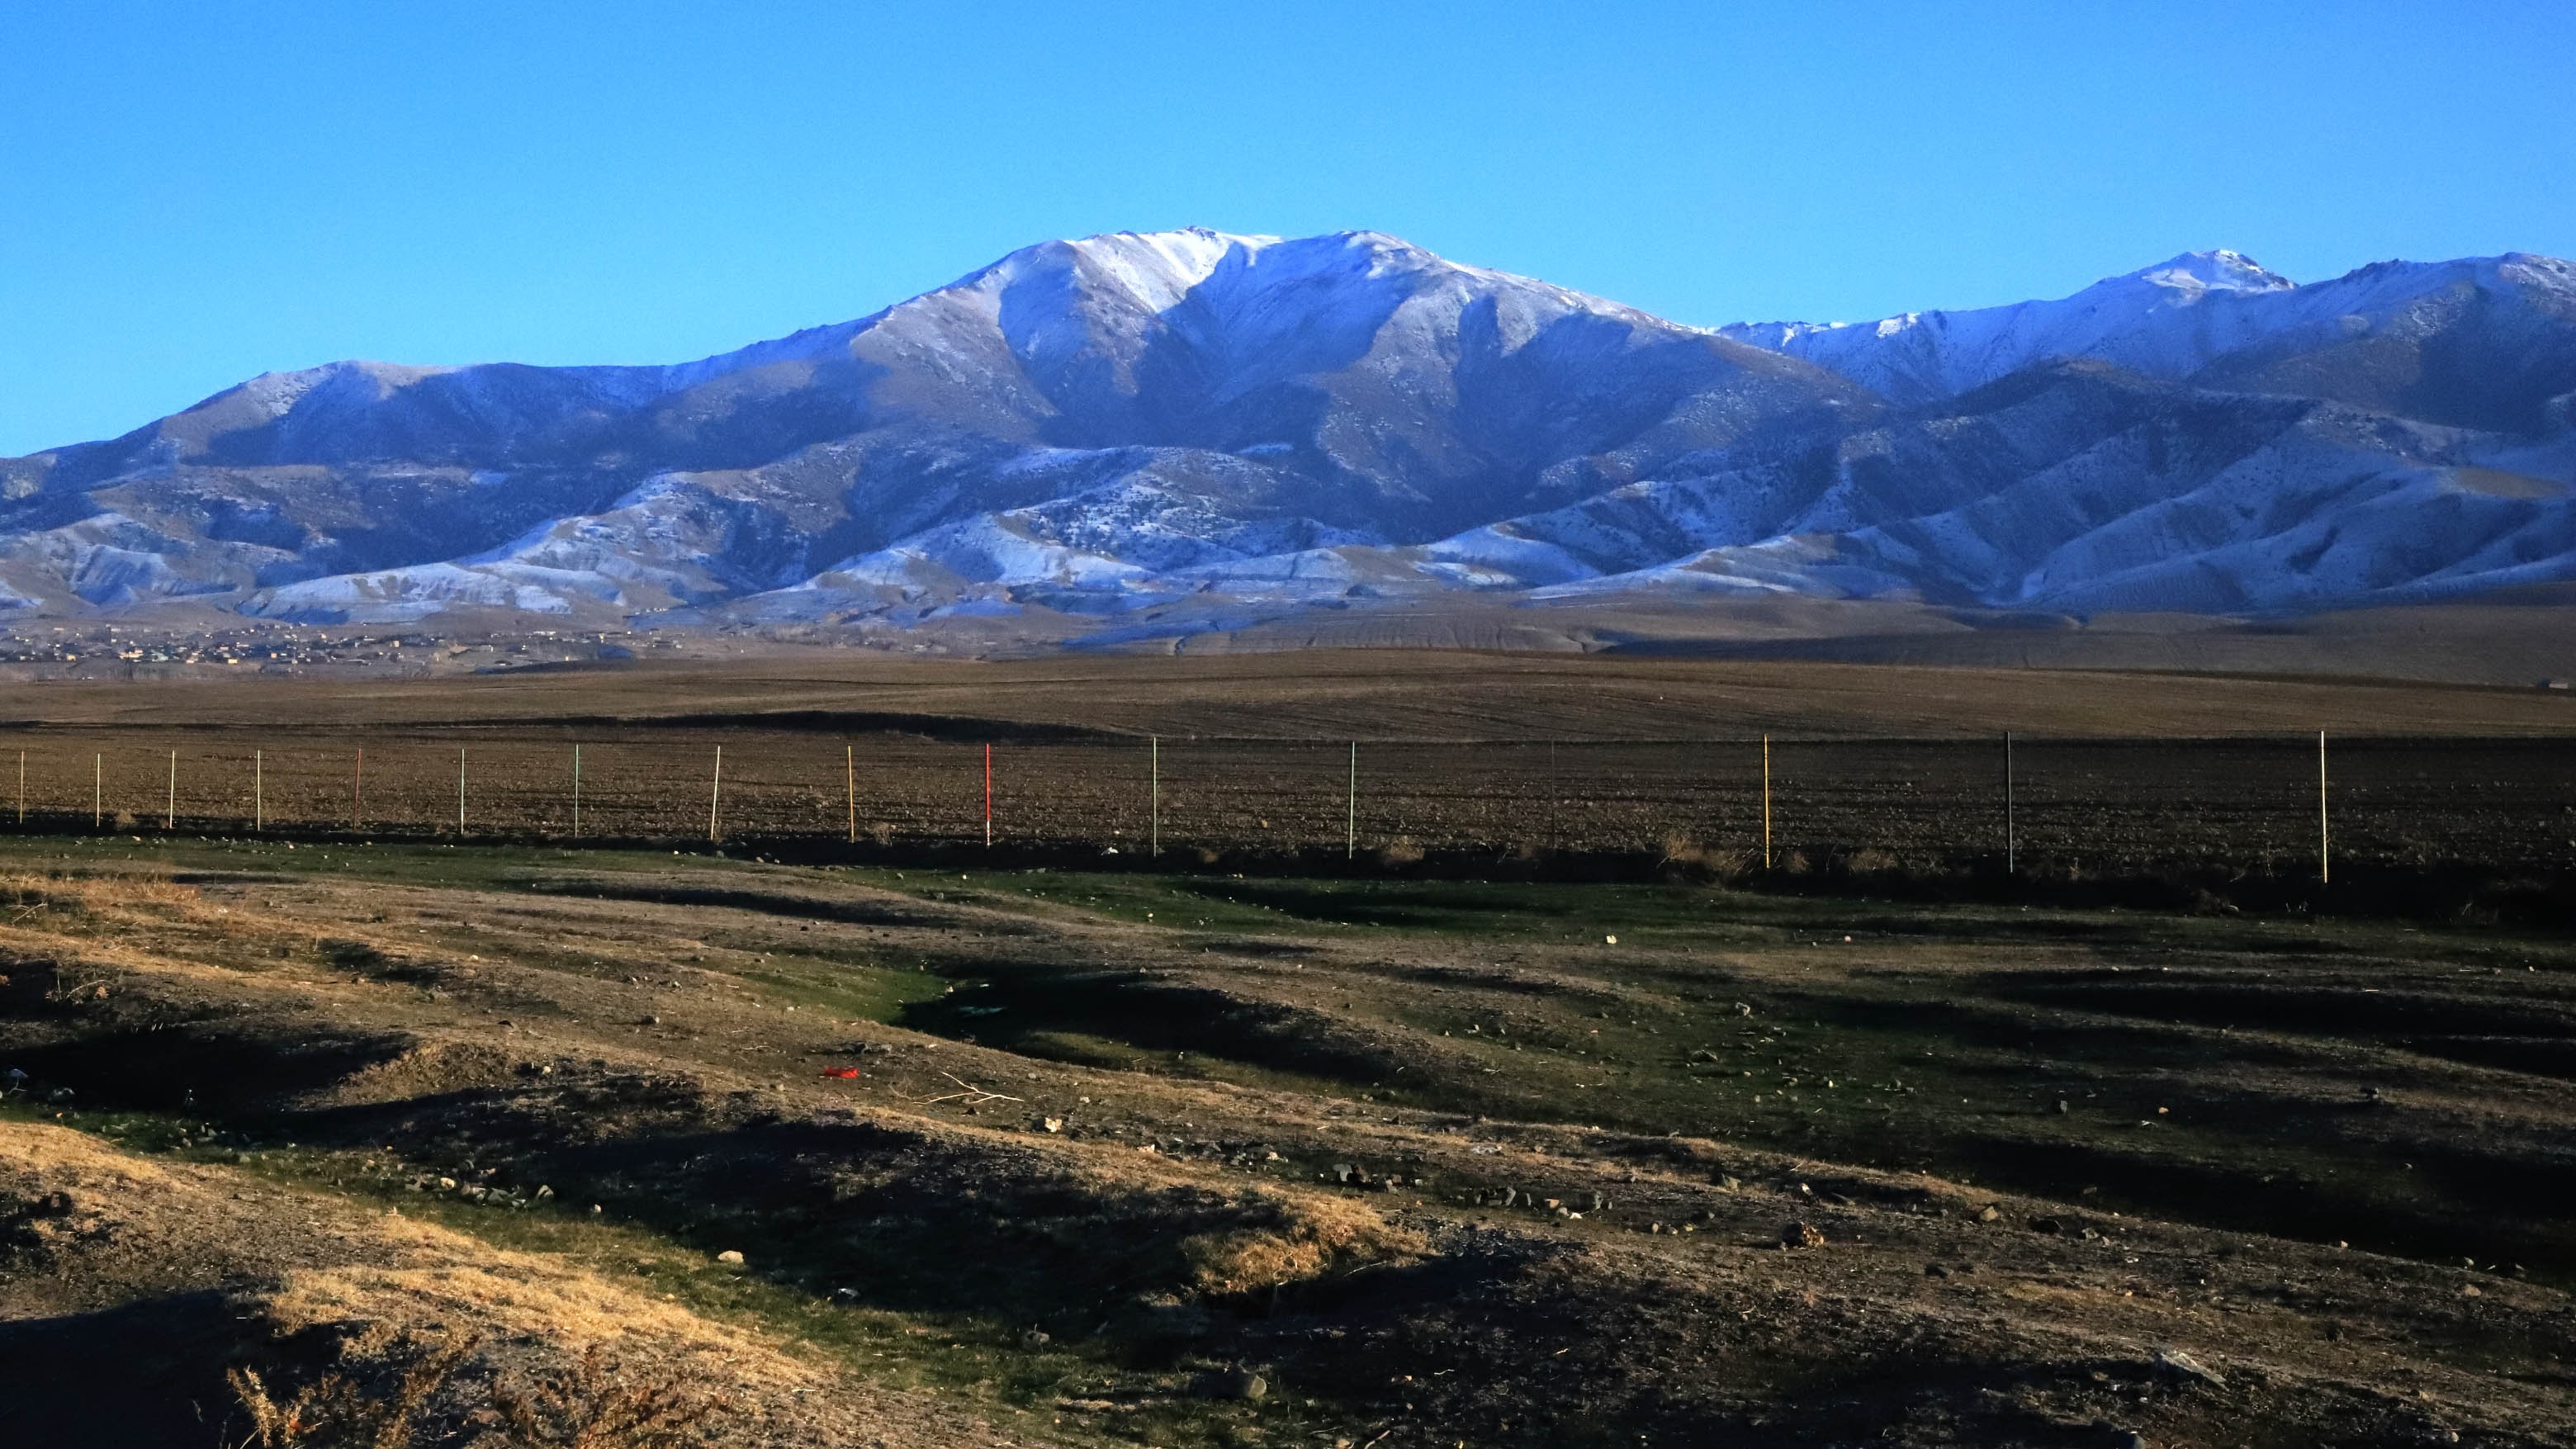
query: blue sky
3 1 2571 457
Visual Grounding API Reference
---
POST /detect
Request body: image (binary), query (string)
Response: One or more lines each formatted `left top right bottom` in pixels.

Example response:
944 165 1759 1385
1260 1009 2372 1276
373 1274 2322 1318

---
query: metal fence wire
4 730 2571 875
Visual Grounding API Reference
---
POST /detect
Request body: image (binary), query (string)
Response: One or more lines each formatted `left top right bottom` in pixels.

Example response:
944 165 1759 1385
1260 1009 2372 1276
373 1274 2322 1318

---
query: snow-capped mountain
2 230 2571 632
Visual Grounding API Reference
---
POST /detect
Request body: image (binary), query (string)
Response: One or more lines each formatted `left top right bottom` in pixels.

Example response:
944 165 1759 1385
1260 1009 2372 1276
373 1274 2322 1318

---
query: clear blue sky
4 1 2572 457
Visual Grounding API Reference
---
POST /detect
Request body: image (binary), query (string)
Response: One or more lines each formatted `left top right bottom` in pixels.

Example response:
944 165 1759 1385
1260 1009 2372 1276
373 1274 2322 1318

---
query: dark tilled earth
7 648 2576 878
1 836 2572 1447
8 732 2576 884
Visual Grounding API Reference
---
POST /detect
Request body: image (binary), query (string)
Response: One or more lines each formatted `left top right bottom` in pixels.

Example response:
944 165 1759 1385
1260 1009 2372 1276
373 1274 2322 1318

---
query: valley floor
2 837 2571 1447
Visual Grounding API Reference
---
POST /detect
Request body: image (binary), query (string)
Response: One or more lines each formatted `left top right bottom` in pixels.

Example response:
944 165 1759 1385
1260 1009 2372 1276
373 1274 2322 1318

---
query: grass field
1 829 2572 1447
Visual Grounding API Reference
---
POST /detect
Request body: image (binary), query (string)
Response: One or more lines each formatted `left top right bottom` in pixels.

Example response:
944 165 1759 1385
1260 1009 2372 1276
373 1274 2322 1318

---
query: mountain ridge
3 229 2571 635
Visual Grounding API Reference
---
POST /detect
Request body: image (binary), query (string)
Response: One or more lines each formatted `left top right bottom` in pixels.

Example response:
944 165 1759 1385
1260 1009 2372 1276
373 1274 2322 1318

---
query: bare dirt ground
2 836 2572 1447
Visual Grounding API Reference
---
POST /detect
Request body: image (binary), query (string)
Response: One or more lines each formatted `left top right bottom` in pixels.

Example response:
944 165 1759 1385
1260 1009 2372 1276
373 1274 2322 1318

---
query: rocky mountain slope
3 230 2570 632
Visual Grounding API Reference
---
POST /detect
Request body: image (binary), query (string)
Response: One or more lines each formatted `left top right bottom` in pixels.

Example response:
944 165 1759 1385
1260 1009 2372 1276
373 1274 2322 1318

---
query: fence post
571 744 581 839
353 749 364 831
254 750 263 832
845 745 856 845
1150 736 1161 859
708 746 723 842
2005 731 2015 875
457 746 467 836
1347 741 1357 860
1761 735 1772 870
166 749 176 831
16 750 22 826
92 752 101 829
983 743 992 850
2318 730 2329 885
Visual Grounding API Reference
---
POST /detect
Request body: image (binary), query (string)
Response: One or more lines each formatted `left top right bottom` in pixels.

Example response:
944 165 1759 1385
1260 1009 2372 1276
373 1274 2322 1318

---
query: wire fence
2 728 2570 877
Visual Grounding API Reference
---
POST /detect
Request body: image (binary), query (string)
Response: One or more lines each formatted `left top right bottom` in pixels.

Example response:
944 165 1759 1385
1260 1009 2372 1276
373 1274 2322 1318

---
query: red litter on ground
821 1068 861 1079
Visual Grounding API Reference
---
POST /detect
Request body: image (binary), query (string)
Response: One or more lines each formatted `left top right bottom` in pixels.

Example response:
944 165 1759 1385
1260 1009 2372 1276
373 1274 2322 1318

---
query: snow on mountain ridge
1719 249 2576 414
2126 249 2296 297
7 232 2574 631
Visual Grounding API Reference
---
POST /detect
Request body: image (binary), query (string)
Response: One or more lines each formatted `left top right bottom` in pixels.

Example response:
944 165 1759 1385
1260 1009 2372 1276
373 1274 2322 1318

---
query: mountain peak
2117 249 2296 296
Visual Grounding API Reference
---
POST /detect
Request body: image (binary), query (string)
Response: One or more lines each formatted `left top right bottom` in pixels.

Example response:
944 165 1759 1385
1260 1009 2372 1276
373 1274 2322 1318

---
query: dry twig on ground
916 1071 1023 1106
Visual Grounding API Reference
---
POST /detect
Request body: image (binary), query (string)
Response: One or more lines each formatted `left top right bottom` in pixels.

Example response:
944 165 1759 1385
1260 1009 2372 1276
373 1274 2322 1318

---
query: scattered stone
642 1014 661 1025
1924 1262 1949 1277
2029 1216 2064 1235
1977 1205 2002 1224
2460 1284 2483 1298
1781 1222 1825 1249
2053 1099 2070 1115
715 1249 746 1266
2154 1347 2226 1387
1020 1329 1051 1349
1223 1368 1268 1401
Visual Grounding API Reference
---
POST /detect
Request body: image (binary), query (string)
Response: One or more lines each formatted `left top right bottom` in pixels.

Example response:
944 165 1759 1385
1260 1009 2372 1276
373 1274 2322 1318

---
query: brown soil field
7 648 2576 736
2 838 2572 1447
4 730 2575 881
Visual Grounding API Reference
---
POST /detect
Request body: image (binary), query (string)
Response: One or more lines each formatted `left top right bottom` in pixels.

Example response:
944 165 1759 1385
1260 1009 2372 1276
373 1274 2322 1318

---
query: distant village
0 624 675 680
0 618 987 680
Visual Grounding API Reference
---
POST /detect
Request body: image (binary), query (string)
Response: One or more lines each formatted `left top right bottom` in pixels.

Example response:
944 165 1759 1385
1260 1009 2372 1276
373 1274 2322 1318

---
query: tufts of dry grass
1376 836 1425 868
1840 846 1904 875
0 866 204 915
230 1331 732 1449
228 1328 480 1449
1660 834 1753 876
1180 1190 1424 1295
490 1344 730 1449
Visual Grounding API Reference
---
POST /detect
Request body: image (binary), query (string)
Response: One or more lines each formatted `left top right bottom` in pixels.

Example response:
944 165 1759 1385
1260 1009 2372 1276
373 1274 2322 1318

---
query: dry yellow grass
1178 1191 1424 1295
0 1120 803 1381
